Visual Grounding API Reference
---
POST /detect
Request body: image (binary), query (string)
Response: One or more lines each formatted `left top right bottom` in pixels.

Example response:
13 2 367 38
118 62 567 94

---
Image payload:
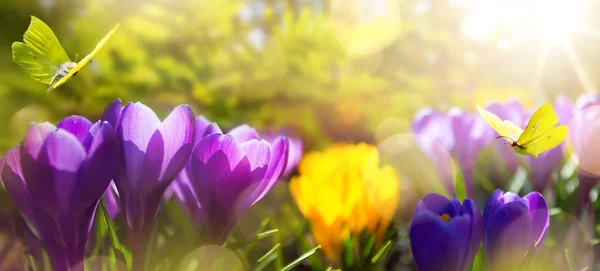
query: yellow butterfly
12 16 120 91
476 103 568 157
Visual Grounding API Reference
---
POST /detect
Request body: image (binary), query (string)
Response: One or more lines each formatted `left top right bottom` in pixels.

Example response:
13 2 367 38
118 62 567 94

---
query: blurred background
0 0 598 152
1 0 600 270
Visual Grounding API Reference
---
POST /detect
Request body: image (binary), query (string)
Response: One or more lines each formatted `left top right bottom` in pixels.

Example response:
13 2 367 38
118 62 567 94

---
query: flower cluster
410 190 549 271
290 143 400 265
412 94 600 195
0 99 301 271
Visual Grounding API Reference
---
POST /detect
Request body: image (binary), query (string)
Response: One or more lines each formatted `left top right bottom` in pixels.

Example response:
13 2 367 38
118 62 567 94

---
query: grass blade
370 240 392 264
281 246 321 271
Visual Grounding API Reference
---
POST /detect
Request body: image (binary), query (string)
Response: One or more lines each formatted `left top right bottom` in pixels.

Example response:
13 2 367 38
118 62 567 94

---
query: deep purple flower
101 99 195 271
412 107 492 196
0 117 118 270
410 193 482 271
526 96 573 190
184 124 289 243
483 189 549 270
101 99 195 233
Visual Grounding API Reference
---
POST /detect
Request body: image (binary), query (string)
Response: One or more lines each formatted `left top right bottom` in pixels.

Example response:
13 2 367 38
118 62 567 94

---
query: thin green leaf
549 208 563 216
98 200 130 268
370 240 392 264
281 246 321 271
254 254 277 271
257 243 281 263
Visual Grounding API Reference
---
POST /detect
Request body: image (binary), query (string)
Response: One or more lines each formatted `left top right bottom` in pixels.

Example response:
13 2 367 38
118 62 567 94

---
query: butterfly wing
476 105 522 142
23 16 71 66
51 23 120 89
13 16 72 85
517 125 567 157
516 103 559 146
12 42 58 84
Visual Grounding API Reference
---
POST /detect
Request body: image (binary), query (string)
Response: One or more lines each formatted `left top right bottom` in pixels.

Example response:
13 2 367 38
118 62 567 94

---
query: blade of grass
257 243 281 263
281 246 321 271
254 253 277 271
370 240 392 264
565 249 576 271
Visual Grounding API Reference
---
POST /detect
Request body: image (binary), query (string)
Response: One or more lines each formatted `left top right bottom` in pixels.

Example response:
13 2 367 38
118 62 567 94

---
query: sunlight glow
533 0 585 42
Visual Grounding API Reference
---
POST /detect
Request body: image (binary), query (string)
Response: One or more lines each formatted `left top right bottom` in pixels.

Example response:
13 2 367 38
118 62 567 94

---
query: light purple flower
484 99 528 176
264 132 303 178
184 124 289 243
101 99 195 233
483 189 549 270
0 117 118 270
413 107 492 196
526 96 573 190
568 96 600 211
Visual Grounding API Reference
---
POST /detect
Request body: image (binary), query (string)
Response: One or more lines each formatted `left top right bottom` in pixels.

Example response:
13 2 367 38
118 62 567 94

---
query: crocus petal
118 102 161 190
75 122 118 209
228 124 261 143
101 98 122 130
0 147 33 218
484 201 532 266
119 102 161 152
22 122 56 160
194 134 245 168
157 105 195 182
483 189 504 226
246 137 288 207
523 192 549 247
56 116 93 145
410 211 463 271
461 199 483 271
195 116 222 141
416 193 451 214
36 130 87 214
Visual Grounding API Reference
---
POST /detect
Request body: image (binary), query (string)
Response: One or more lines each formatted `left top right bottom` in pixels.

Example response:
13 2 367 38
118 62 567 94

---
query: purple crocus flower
410 193 482 271
483 189 549 270
526 96 573 190
412 107 492 197
575 93 600 110
101 99 195 270
0 117 118 271
568 98 600 212
185 124 289 243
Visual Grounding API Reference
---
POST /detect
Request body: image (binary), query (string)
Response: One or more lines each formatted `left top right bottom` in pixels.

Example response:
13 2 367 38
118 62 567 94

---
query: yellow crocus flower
290 143 400 263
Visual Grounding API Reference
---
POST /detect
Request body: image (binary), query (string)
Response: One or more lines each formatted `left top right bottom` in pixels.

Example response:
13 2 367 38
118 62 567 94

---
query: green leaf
470 244 485 271
370 240 392 264
281 246 321 271
257 243 280 263
343 235 355 268
97 199 130 268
